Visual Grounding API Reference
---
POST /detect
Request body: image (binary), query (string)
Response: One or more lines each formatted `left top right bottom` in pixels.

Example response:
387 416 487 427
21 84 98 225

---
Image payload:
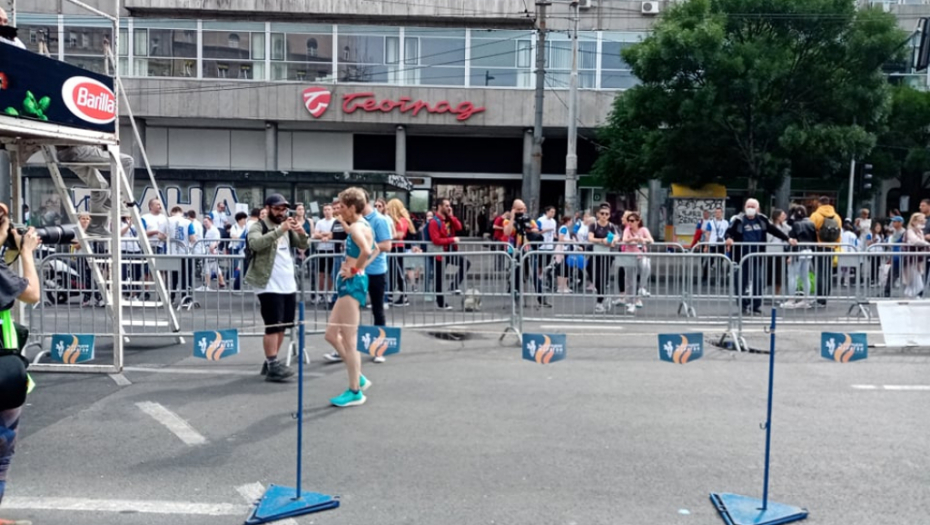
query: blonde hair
909 213 926 229
339 187 367 214
385 198 410 224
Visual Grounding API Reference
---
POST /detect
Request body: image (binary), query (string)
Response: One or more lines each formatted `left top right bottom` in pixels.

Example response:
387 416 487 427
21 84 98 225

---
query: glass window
337 26 399 84
133 28 197 78
545 39 597 89
469 31 534 87
400 28 466 86
269 31 333 81
62 18 113 75
19 24 57 56
202 30 264 80
600 32 645 90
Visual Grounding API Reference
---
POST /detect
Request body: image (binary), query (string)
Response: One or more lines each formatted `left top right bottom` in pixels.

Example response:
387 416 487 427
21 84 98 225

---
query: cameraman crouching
0 202 41 512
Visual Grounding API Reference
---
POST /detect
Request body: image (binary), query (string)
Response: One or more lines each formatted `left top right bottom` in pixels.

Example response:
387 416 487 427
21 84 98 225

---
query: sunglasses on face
598 212 610 216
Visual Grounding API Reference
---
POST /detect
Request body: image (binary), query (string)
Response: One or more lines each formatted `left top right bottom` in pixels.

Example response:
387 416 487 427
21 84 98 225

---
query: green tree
593 0 907 197
871 85 930 209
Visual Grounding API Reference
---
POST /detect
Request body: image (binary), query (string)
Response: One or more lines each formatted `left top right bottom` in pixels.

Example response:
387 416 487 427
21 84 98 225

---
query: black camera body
3 223 78 251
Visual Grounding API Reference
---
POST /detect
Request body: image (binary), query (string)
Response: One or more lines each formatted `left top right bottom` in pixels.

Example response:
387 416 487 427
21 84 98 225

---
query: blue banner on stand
357 326 401 357
522 333 566 364
50 334 95 364
658 333 703 364
193 329 240 360
821 332 867 363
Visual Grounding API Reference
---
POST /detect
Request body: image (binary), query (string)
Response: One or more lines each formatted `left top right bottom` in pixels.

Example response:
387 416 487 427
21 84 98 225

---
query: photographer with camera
503 199 550 308
0 202 42 515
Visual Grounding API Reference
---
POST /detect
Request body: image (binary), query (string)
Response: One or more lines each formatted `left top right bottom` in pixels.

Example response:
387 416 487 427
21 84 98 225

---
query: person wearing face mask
725 198 796 315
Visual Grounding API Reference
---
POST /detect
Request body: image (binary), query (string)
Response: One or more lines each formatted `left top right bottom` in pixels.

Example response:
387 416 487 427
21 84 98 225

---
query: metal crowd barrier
22 239 929 370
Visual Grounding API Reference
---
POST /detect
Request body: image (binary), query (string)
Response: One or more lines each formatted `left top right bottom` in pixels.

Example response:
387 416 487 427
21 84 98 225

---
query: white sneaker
635 299 643 308
194 285 211 292
595 303 607 313
322 352 342 362
558 288 573 294
626 303 636 314
373 356 386 363
780 300 799 309
611 297 627 306
639 288 651 297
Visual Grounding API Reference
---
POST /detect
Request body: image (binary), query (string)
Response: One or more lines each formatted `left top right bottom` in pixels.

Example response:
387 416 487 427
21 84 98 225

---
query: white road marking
124 366 324 378
541 325 624 330
852 384 930 391
236 483 298 525
2 497 246 516
136 401 207 446
108 373 131 386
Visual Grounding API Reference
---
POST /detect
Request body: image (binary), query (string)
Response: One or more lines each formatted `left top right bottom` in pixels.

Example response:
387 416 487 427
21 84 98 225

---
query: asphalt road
3 322 928 524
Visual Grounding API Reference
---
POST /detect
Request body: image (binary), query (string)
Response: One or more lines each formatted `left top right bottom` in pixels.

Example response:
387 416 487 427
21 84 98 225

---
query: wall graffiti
69 185 241 215
673 198 724 226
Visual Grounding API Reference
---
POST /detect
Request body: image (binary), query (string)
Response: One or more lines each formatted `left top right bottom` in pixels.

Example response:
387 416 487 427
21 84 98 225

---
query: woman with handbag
0 202 42 510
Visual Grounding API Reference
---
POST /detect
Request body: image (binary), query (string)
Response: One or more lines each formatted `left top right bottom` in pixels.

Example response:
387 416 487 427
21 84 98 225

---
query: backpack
818 214 841 243
243 220 270 268
423 216 443 243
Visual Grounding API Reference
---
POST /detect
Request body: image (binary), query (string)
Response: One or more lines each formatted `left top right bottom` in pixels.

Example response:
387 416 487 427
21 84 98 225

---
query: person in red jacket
428 198 465 310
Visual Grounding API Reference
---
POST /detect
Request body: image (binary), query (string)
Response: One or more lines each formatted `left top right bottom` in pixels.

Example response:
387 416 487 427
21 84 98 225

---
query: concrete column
0 150 11 211
395 125 406 176
265 121 278 171
521 129 533 198
647 179 661 238
775 172 791 212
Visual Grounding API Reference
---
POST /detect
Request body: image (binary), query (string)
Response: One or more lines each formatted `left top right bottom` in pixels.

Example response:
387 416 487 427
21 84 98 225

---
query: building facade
13 0 663 231
12 0 930 228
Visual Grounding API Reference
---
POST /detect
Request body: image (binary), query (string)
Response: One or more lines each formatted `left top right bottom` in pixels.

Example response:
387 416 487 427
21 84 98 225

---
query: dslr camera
3 223 78 251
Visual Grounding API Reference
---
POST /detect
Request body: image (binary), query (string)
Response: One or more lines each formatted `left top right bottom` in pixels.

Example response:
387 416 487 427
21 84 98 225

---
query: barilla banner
193 329 240 360
50 334 95 364
658 333 703 364
522 333 566 364
357 326 402 358
0 43 116 132
821 332 867 363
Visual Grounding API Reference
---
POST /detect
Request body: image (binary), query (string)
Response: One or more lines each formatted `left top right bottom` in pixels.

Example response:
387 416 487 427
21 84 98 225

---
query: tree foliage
593 0 907 196
870 85 930 205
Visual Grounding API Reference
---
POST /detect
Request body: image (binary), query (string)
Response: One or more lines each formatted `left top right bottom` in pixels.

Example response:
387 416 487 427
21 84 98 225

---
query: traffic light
862 163 873 191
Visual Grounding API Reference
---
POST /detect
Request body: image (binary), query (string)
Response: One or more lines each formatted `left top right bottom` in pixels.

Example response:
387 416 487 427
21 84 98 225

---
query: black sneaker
264 360 295 382
260 361 269 375
393 299 410 306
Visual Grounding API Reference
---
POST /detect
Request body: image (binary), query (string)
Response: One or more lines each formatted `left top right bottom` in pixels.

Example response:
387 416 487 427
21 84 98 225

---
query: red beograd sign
302 87 485 122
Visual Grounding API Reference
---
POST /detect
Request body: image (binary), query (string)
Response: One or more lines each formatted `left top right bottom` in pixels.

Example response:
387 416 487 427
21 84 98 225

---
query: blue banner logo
821 332 867 363
50 334 95 364
658 333 703 364
193 329 240 360
522 333 566 364
357 326 402 357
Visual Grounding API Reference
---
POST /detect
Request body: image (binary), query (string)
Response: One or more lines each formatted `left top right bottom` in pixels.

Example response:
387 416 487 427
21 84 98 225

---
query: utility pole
564 0 579 217
846 157 856 221
524 0 550 217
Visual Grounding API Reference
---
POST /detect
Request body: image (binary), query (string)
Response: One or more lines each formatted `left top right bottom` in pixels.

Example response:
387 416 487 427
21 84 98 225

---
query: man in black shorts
245 194 310 382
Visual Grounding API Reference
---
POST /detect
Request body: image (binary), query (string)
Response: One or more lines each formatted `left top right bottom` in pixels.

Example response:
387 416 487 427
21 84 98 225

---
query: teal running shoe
330 389 366 407
359 374 372 392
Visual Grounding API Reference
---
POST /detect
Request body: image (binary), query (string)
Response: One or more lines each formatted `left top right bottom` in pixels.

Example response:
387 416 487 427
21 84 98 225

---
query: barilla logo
61 76 116 125
822 332 867 363
52 334 94 364
359 327 401 357
302 87 332 118
194 330 238 360
523 334 566 364
658 333 703 364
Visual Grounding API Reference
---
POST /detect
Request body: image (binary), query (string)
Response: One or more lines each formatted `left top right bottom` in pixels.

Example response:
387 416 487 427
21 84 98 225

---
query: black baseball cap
264 194 289 207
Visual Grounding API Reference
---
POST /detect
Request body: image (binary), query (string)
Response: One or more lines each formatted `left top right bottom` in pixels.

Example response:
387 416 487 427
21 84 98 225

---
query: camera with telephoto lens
3 223 78 251
512 213 532 235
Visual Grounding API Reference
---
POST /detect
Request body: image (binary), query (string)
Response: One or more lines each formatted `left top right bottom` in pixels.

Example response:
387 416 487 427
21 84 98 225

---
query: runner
324 187 379 408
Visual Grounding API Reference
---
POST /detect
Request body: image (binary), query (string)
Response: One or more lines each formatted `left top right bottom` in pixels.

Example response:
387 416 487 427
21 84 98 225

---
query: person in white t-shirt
200 216 226 290
141 199 168 253
537 206 558 277
209 202 231 232
312 203 337 303
166 206 194 301
702 207 730 282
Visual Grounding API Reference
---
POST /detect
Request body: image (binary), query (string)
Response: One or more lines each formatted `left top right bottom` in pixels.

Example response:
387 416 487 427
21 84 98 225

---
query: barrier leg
709 308 808 525
245 301 339 524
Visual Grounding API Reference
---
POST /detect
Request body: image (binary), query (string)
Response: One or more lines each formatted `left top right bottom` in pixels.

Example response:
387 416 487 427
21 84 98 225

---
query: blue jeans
0 406 22 504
